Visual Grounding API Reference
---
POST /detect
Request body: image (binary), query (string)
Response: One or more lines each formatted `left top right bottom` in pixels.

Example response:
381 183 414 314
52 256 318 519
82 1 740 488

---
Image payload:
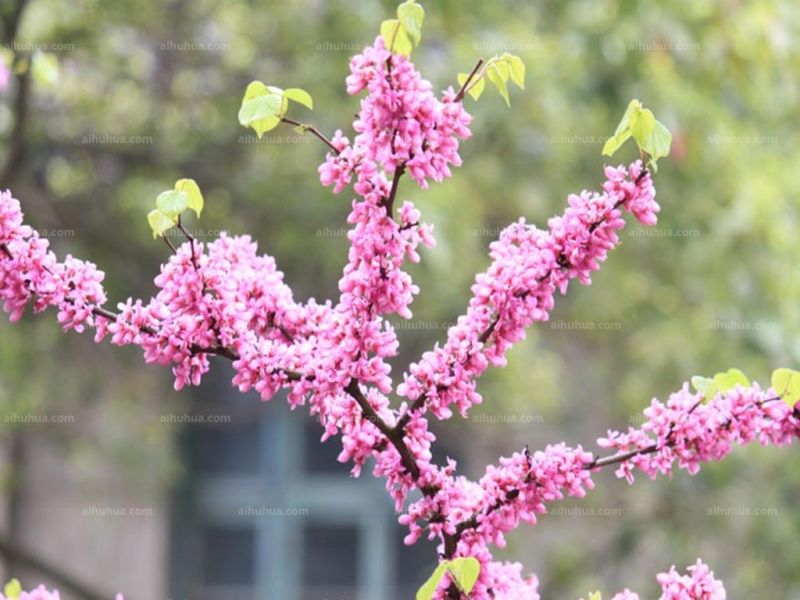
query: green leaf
505 53 526 89
147 209 175 239
468 76 485 100
613 99 641 137
629 107 656 149
175 178 204 218
602 130 632 156
156 190 189 220
487 64 511 106
713 368 750 393
397 1 425 46
588 593 603 600
772 368 800 406
416 562 448 600
380 19 413 56
692 369 750 402
647 119 672 162
446 557 481 594
458 72 485 101
283 88 313 110
238 95 283 137
31 51 59 87
4 578 22 599
238 81 284 137
691 375 719 400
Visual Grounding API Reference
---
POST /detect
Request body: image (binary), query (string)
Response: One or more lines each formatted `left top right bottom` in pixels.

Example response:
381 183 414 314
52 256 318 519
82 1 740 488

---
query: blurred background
1 0 799 598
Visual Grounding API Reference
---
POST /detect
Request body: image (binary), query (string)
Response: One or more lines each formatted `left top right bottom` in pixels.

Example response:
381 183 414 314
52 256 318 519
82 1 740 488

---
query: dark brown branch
384 165 406 216
454 59 485 104
162 235 178 254
1 242 13 259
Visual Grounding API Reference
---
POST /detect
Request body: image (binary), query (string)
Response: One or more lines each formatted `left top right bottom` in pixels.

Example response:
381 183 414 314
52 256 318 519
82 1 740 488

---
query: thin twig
281 117 340 154
454 59 485 103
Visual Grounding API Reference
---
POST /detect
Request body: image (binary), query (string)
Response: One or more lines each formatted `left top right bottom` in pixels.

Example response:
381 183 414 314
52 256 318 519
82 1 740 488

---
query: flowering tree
1 2 799 599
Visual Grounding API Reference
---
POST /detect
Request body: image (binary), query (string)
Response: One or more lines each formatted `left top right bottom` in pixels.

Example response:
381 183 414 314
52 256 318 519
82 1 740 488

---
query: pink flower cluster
598 383 799 484
320 36 472 192
0 190 106 329
582 560 725 600
0 587 124 600
0 53 10 91
398 162 658 420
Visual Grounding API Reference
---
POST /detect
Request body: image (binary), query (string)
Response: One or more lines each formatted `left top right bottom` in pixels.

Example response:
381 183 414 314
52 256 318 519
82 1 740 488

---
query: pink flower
0 54 10 92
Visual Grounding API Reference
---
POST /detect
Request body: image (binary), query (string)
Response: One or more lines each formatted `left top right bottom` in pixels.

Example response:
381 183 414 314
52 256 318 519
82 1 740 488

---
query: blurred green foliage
1 0 799 597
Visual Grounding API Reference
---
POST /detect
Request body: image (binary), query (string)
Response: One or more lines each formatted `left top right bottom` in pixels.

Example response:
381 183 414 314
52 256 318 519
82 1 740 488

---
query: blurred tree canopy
1 0 799 597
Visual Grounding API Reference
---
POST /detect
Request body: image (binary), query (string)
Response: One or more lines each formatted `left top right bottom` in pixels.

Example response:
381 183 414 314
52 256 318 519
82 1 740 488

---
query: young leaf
446 557 481 594
486 64 511 106
238 94 283 137
648 119 672 162
467 75 486 100
175 178 204 218
147 209 176 239
713 368 750 393
772 368 800 406
416 562 448 600
628 107 656 149
458 72 485 101
4 579 22 600
380 19 413 56
602 130 632 157
505 53 526 89
283 88 313 110
156 189 189 220
613 99 641 137
691 375 719 400
31 50 59 86
397 1 425 46
588 593 603 600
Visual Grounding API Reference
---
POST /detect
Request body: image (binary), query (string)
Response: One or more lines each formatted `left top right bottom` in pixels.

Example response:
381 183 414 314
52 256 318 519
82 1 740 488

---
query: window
172 365 444 599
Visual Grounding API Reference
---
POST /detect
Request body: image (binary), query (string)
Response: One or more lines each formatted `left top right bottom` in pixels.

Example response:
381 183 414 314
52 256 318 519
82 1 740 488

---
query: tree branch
454 59 484 104
280 116 339 154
